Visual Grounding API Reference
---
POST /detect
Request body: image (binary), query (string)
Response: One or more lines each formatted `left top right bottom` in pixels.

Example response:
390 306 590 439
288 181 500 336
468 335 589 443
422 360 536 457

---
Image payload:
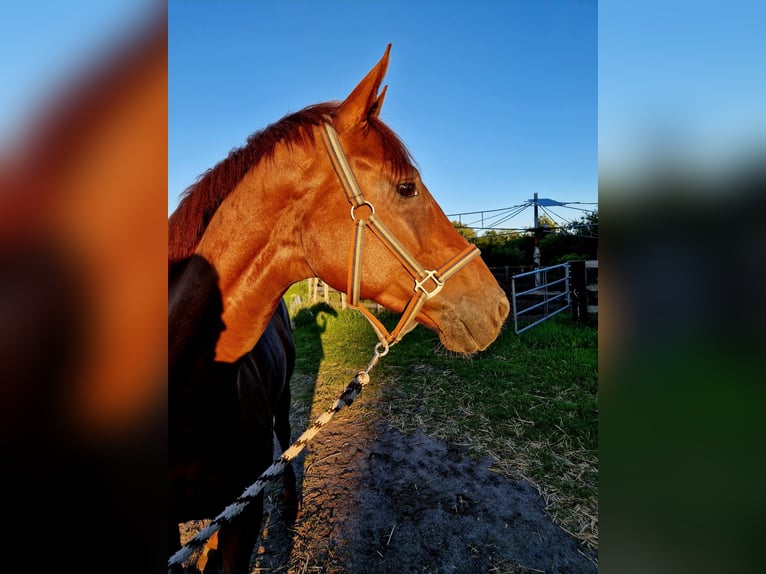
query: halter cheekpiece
319 121 480 351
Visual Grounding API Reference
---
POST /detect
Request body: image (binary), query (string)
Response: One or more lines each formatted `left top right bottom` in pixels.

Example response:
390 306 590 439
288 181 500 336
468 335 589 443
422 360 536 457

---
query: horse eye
397 182 418 198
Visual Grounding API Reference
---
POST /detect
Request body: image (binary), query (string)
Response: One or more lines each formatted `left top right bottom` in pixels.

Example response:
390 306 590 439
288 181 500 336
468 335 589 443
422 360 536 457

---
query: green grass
284 281 598 550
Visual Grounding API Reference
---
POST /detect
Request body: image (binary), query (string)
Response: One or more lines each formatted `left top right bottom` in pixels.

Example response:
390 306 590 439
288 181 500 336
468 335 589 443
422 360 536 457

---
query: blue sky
3 2 762 229
598 0 765 180
168 0 598 231
0 1 155 144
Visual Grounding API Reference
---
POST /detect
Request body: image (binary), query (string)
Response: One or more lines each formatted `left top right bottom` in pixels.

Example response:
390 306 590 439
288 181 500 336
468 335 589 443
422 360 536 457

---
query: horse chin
431 309 508 355
425 293 510 355
436 328 482 355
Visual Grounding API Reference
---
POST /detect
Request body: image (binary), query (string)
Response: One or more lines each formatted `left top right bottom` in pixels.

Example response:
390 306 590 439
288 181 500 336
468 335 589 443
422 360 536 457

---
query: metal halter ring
374 341 390 357
350 201 375 221
361 341 389 376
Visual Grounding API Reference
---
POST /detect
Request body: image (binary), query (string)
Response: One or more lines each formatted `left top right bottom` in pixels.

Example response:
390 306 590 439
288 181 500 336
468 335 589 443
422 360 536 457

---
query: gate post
570 260 587 322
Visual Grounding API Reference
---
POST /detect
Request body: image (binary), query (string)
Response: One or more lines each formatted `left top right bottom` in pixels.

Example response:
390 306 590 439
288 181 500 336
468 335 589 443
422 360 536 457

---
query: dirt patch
180 381 597 573
242 405 597 573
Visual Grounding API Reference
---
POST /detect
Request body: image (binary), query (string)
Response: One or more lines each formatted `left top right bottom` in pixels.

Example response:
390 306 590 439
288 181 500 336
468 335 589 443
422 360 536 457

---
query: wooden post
310 278 318 302
569 260 587 322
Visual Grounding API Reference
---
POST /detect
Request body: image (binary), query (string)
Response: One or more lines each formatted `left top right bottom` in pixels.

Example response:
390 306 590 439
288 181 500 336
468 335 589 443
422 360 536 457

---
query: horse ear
369 85 387 119
336 44 391 131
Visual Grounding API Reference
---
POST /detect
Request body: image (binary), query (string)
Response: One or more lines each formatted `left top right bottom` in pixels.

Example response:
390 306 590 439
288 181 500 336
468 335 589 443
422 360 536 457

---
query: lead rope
168 343 388 572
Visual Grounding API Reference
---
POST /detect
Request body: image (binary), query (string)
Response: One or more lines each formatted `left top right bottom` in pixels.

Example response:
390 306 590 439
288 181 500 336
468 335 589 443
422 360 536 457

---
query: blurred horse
0 8 168 574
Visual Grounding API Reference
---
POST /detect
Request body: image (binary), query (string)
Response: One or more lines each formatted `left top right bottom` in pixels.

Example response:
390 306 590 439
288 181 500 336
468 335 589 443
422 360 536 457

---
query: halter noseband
319 121 480 351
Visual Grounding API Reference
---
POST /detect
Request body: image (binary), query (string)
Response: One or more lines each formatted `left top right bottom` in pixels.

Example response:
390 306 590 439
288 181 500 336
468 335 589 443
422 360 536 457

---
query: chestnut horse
168 44 509 573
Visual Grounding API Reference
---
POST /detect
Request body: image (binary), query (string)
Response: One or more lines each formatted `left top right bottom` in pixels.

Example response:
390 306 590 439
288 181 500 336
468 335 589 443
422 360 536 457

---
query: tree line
453 211 598 268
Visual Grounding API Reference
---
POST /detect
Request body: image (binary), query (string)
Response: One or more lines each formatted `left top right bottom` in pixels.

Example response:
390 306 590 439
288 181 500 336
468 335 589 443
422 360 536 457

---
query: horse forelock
167 101 415 265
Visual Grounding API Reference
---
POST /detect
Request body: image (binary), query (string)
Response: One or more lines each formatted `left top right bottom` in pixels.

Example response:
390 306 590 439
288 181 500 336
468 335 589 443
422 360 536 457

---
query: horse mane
168 102 414 266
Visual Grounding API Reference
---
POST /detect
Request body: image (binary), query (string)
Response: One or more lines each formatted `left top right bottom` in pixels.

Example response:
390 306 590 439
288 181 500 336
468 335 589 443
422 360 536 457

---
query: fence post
310 278 318 302
569 260 587 322
510 273 518 334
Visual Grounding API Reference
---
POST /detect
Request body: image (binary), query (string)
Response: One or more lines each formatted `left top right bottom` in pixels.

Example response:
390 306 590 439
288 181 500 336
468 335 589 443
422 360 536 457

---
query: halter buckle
414 270 444 299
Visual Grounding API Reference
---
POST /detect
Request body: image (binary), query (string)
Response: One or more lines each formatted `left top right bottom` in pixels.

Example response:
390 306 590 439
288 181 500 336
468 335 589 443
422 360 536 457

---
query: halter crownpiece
319 121 481 349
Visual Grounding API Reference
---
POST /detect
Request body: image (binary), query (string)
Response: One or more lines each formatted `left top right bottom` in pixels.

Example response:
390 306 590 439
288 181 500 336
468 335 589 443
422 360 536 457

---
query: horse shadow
250 300 338 570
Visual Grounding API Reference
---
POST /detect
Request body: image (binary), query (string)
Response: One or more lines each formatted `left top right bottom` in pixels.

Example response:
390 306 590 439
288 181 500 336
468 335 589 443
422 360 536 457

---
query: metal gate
510 262 570 334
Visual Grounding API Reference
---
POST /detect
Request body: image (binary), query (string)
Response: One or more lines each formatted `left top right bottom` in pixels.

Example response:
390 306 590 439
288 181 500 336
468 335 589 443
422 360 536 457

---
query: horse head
182 45 509 362
300 45 510 354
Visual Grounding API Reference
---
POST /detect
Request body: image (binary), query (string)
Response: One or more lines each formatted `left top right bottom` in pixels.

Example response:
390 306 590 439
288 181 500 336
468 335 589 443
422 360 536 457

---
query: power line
446 203 529 218
447 199 597 235
466 227 529 233
539 205 572 226
449 203 531 230
491 204 532 228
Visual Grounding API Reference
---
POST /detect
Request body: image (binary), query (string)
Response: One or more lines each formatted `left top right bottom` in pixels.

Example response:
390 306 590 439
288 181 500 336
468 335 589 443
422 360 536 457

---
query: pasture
283 280 598 564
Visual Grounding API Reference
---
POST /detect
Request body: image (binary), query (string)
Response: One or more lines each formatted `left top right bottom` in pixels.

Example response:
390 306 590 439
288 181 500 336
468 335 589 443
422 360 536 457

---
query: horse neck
192 140 319 363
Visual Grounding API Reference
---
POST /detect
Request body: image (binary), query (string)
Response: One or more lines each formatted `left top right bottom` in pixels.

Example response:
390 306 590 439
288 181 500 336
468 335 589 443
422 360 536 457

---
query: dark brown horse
168 44 509 573
168 255 296 572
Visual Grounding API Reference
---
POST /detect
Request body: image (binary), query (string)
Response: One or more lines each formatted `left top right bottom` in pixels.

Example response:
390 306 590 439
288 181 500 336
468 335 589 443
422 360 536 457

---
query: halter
319 121 480 352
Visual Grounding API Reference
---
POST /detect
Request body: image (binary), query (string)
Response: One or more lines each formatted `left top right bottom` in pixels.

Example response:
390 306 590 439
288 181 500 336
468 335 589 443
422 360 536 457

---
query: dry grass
374 364 598 553
288 284 598 552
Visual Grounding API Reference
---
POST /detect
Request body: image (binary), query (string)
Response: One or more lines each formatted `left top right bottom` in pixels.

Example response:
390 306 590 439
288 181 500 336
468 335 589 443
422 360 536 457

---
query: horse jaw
416 277 510 354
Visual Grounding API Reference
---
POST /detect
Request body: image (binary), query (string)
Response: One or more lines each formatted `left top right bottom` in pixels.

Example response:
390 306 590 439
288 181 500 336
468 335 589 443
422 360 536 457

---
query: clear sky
3 2 762 230
168 0 598 231
0 0 156 144
598 0 766 181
